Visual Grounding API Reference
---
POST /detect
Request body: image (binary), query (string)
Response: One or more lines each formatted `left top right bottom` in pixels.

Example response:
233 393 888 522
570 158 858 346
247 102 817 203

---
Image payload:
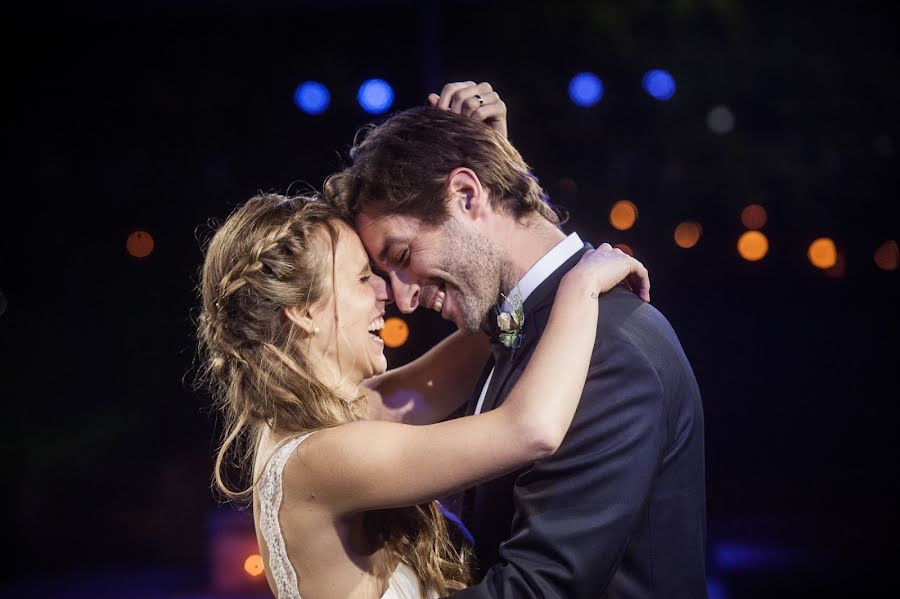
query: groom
327 95 707 598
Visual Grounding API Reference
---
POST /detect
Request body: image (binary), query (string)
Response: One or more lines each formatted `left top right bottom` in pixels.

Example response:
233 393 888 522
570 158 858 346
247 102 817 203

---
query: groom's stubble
437 216 514 335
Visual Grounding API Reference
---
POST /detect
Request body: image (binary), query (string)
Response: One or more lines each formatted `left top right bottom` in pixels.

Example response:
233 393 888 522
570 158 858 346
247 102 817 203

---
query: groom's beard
438 219 505 335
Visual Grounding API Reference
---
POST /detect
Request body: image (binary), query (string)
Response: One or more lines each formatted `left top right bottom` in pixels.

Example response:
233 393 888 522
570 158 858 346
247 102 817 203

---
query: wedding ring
474 94 484 105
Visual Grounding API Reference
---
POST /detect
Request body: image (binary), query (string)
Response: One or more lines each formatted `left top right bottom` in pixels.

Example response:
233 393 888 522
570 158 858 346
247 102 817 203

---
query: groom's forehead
356 212 423 260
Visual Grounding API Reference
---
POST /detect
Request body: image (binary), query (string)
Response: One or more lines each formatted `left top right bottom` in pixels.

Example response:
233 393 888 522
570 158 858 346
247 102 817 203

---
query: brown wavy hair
324 105 566 226
195 193 470 594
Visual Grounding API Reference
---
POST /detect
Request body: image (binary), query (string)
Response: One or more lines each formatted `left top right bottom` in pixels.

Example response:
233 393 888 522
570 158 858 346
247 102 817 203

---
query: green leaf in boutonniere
497 284 525 352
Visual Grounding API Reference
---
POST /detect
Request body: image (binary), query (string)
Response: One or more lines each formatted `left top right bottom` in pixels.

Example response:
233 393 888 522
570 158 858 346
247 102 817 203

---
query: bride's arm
289 245 650 514
364 330 491 424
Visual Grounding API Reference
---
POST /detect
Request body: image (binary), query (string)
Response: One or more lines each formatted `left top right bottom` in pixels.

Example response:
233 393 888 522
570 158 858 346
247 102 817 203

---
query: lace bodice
256 433 436 599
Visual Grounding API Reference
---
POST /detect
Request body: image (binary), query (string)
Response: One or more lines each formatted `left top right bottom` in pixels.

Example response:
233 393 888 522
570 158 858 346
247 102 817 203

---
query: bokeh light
380 317 409 348
568 72 604 107
126 231 154 258
357 78 394 114
244 554 264 577
614 243 634 256
293 81 330 115
674 221 702 248
738 230 769 261
707 105 735 134
824 252 846 278
741 204 767 229
808 237 837 269
642 69 676 101
874 240 898 271
609 200 638 231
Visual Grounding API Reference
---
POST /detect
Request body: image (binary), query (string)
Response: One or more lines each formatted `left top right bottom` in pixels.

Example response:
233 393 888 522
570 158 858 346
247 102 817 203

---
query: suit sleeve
449 335 667 599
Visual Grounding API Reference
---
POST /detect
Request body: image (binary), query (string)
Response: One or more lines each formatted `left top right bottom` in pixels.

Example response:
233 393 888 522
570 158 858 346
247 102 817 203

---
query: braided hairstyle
196 193 470 594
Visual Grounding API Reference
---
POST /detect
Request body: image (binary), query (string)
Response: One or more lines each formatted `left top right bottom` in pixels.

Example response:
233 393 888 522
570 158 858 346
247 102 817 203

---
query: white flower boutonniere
497 285 525 352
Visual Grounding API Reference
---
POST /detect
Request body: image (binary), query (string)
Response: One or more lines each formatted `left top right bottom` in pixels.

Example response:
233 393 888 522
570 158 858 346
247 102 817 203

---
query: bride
196 85 650 598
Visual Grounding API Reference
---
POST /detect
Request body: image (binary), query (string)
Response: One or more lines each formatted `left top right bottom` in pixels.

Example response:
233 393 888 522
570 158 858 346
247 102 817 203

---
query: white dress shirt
474 232 584 415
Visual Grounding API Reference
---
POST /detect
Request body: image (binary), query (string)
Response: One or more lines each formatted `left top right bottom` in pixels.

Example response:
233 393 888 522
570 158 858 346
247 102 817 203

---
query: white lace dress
257 433 438 599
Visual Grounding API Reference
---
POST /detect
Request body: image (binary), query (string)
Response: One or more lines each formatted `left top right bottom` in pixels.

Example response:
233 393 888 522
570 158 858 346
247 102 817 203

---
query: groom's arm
449 334 667 598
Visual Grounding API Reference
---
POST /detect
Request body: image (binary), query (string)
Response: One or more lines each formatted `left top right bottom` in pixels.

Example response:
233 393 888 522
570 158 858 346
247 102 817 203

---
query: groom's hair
325 106 565 226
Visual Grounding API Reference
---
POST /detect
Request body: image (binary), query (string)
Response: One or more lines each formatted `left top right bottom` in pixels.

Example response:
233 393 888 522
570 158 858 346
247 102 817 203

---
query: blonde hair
195 193 470 594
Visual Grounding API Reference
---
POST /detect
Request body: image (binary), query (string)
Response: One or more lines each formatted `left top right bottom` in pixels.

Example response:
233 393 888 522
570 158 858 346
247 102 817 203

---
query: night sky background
2 1 897 597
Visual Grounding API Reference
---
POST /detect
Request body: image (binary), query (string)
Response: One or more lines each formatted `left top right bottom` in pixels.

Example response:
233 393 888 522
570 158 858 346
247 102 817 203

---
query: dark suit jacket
451 248 707 599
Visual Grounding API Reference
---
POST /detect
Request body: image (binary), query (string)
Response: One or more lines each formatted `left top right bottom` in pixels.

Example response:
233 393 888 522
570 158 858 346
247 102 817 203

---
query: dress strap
257 432 315 599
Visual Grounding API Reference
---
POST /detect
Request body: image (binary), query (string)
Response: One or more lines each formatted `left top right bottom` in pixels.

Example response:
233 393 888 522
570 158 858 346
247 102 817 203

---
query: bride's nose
372 273 393 306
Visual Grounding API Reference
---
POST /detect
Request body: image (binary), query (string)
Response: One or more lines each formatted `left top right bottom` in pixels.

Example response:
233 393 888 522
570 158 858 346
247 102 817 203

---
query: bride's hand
567 243 651 303
427 81 508 139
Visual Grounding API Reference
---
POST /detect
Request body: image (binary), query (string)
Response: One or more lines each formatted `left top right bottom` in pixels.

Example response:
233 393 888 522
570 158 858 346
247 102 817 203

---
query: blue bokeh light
568 72 604 107
714 542 797 571
293 81 330 115
642 69 676 101
357 78 395 114
706 578 731 599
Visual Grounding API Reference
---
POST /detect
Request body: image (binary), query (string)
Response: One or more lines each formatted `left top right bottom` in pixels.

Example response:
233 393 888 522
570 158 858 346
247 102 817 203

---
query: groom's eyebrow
378 237 401 264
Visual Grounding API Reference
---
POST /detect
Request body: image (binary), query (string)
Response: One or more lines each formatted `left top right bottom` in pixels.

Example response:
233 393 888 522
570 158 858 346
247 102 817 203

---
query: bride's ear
447 167 488 221
285 305 320 336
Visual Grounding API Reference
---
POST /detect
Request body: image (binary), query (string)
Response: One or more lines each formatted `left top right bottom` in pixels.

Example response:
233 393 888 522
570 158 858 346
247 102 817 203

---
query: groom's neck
496 214 567 292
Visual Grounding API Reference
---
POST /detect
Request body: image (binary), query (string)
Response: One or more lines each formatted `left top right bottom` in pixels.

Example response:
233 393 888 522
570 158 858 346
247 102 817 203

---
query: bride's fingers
629 262 651 303
471 102 508 138
449 82 494 115
436 81 476 110
427 93 440 107
461 91 500 118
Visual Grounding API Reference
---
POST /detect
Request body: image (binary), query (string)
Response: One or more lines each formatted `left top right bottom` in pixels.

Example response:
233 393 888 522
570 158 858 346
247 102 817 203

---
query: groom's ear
447 167 488 221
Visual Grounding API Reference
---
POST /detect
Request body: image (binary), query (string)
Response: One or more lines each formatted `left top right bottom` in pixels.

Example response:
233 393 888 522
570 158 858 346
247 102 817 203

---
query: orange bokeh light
741 204 767 229
825 252 846 278
380 317 410 348
127 231 154 258
674 221 702 249
737 230 769 261
244 554 265 577
614 243 634 256
874 240 899 271
609 200 638 231
808 237 837 269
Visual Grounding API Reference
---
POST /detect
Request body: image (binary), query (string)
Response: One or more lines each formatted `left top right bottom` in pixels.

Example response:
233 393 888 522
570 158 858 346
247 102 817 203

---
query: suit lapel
476 244 592 415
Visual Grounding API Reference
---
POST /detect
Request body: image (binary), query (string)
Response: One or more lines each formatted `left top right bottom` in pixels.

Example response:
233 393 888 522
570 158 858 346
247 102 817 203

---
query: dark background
2 1 897 597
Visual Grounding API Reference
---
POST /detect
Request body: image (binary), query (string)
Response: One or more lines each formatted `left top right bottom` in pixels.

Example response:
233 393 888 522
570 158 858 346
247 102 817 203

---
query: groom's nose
389 272 420 313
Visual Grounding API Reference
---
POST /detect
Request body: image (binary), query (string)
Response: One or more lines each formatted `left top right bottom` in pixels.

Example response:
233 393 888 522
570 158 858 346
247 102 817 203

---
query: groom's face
356 210 502 334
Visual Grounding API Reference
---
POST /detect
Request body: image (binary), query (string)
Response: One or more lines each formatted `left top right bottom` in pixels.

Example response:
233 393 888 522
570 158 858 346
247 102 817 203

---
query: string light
808 238 837 269
127 231 154 258
738 230 769 261
674 221 702 249
381 317 410 348
609 200 638 231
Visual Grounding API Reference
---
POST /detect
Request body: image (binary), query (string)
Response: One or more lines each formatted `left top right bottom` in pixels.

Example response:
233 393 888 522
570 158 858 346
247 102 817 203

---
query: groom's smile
355 210 503 335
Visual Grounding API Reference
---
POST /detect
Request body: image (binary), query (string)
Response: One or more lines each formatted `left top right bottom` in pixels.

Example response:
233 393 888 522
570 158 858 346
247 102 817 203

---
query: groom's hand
428 81 508 139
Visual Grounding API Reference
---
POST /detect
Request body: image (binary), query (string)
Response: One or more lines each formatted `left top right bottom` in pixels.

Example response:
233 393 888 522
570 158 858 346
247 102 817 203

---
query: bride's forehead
333 223 369 262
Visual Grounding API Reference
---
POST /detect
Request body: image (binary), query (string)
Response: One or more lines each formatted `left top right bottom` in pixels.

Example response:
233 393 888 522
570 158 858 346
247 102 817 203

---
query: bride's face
308 220 392 384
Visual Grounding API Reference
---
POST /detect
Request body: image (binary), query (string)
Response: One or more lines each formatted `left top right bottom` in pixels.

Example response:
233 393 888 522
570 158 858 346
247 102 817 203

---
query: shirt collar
501 232 583 313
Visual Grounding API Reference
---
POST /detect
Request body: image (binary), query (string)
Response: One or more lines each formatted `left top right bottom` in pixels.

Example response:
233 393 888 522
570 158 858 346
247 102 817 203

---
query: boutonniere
497 285 525 353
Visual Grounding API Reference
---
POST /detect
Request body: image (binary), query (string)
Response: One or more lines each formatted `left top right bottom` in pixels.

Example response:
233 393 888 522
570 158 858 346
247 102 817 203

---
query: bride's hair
195 193 470 594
